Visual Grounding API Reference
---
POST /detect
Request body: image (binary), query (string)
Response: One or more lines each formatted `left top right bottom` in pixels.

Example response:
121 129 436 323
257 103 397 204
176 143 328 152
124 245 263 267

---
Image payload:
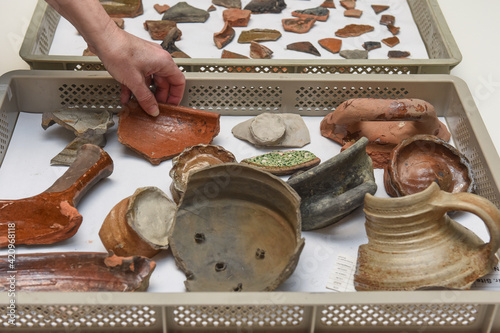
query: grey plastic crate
20 0 461 74
1 71 500 332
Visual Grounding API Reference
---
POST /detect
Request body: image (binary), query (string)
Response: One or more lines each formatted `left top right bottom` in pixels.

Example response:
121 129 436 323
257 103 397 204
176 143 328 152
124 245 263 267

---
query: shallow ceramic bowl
384 134 475 196
169 163 304 292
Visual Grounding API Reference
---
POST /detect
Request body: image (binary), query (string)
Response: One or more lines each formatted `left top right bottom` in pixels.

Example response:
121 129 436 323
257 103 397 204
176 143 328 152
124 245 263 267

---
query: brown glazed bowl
384 134 475 197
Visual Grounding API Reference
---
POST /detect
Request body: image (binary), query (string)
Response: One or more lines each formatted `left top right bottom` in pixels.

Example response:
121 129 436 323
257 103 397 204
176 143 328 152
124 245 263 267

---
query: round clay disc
250 113 286 145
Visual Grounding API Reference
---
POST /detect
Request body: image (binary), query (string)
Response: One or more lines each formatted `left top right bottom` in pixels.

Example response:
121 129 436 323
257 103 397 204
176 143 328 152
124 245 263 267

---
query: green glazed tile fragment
241 150 320 175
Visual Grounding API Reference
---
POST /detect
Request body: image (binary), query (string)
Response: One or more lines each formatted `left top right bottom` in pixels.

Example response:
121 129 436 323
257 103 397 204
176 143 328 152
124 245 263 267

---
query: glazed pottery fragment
244 0 286 14
287 137 377 231
169 144 237 203
339 0 355 10
241 150 320 176
238 28 281 43
371 5 389 14
384 134 475 197
169 163 305 291
118 100 220 165
382 36 400 47
362 41 381 51
339 49 368 59
99 187 176 257
318 38 342 54
388 50 410 58
213 0 241 9
223 8 251 27
335 24 374 37
144 20 179 40
100 0 143 18
282 17 316 34
344 9 362 18
291 7 330 21
250 41 273 59
221 49 249 58
355 182 500 291
232 113 310 148
287 41 321 56
380 14 395 26
161 27 190 58
320 98 451 168
0 144 113 247
214 22 235 49
162 2 209 23
42 108 114 166
320 0 335 8
154 3 170 14
0 252 155 292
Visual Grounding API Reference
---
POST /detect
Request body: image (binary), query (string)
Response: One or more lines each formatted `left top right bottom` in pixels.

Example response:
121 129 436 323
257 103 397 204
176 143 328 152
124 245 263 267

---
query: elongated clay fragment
0 252 155 292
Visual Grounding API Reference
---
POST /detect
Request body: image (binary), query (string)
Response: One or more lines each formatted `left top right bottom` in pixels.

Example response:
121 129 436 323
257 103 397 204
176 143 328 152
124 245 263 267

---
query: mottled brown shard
292 7 329 21
0 252 155 292
250 41 273 59
154 3 170 14
380 14 395 26
318 38 342 54
244 0 286 14
161 27 190 58
340 0 355 10
213 0 242 9
144 20 179 40
223 8 251 27
162 2 210 23
118 100 221 165
101 0 143 18
344 9 362 18
335 24 374 37
362 41 381 51
382 36 400 47
0 144 113 247
214 22 235 49
221 49 249 58
208 5 216 11
287 41 321 56
282 17 316 34
388 50 410 58
371 5 389 14
388 24 400 35
320 0 335 8
238 29 281 43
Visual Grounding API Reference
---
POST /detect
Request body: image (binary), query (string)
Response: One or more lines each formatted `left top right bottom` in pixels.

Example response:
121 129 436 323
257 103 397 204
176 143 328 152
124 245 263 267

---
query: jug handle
434 190 500 258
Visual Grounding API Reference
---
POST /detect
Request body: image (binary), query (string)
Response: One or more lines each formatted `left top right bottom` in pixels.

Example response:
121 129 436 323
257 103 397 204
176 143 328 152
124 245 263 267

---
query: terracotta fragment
320 0 335 8
318 38 342 54
161 27 190 58
344 9 362 18
339 49 368 59
154 3 170 14
162 2 209 23
287 41 321 56
169 163 304 291
388 50 410 58
282 17 317 34
0 252 155 292
0 144 113 247
355 182 500 291
214 22 235 49
291 7 330 21
288 137 377 230
223 8 251 27
170 144 237 203
101 0 143 18
244 0 286 14
208 5 216 12
362 41 381 51
250 41 273 59
380 14 395 26
388 24 400 35
371 5 389 14
221 49 249 58
213 0 241 9
144 20 179 41
320 98 451 168
241 150 320 176
382 36 400 47
118 100 220 165
335 24 374 37
384 134 475 197
238 28 281 43
99 187 176 257
340 0 355 10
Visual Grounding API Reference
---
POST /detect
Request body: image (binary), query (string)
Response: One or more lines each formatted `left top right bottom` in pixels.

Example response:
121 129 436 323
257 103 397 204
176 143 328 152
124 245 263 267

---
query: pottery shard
287 41 321 56
282 17 316 34
292 7 329 21
223 8 251 27
335 24 374 37
250 41 273 59
380 14 395 26
214 22 235 49
241 150 320 176
0 252 155 292
244 0 286 14
154 3 170 14
382 36 400 47
101 0 143 18
118 100 220 165
213 0 242 9
340 0 355 10
320 0 335 8
344 9 362 18
144 20 179 41
238 29 281 43
250 113 286 144
221 49 249 58
162 2 209 23
372 5 389 14
161 27 190 58
362 41 381 51
388 50 410 58
318 38 342 54
339 49 368 59
320 98 451 168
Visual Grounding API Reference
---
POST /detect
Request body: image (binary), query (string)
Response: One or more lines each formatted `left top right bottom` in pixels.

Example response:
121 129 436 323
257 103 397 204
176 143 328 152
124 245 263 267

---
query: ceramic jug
354 182 500 291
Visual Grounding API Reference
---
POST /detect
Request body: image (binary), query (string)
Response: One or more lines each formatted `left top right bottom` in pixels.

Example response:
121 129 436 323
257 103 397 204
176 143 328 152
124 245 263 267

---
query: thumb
132 84 160 117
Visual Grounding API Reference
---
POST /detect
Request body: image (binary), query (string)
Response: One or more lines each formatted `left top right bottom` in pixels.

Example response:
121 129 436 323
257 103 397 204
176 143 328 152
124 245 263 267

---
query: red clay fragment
222 49 249 58
250 41 273 59
318 38 342 54
321 0 335 8
344 9 362 18
214 22 235 49
154 3 170 14
382 36 400 47
335 24 374 37
144 20 179 40
223 8 251 27
118 100 221 165
101 0 144 18
282 17 316 34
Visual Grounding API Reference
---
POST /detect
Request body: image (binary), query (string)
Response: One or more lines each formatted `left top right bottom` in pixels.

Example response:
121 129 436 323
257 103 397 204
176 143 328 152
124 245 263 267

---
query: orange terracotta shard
318 38 342 54
282 17 316 34
118 100 221 165
144 20 179 40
